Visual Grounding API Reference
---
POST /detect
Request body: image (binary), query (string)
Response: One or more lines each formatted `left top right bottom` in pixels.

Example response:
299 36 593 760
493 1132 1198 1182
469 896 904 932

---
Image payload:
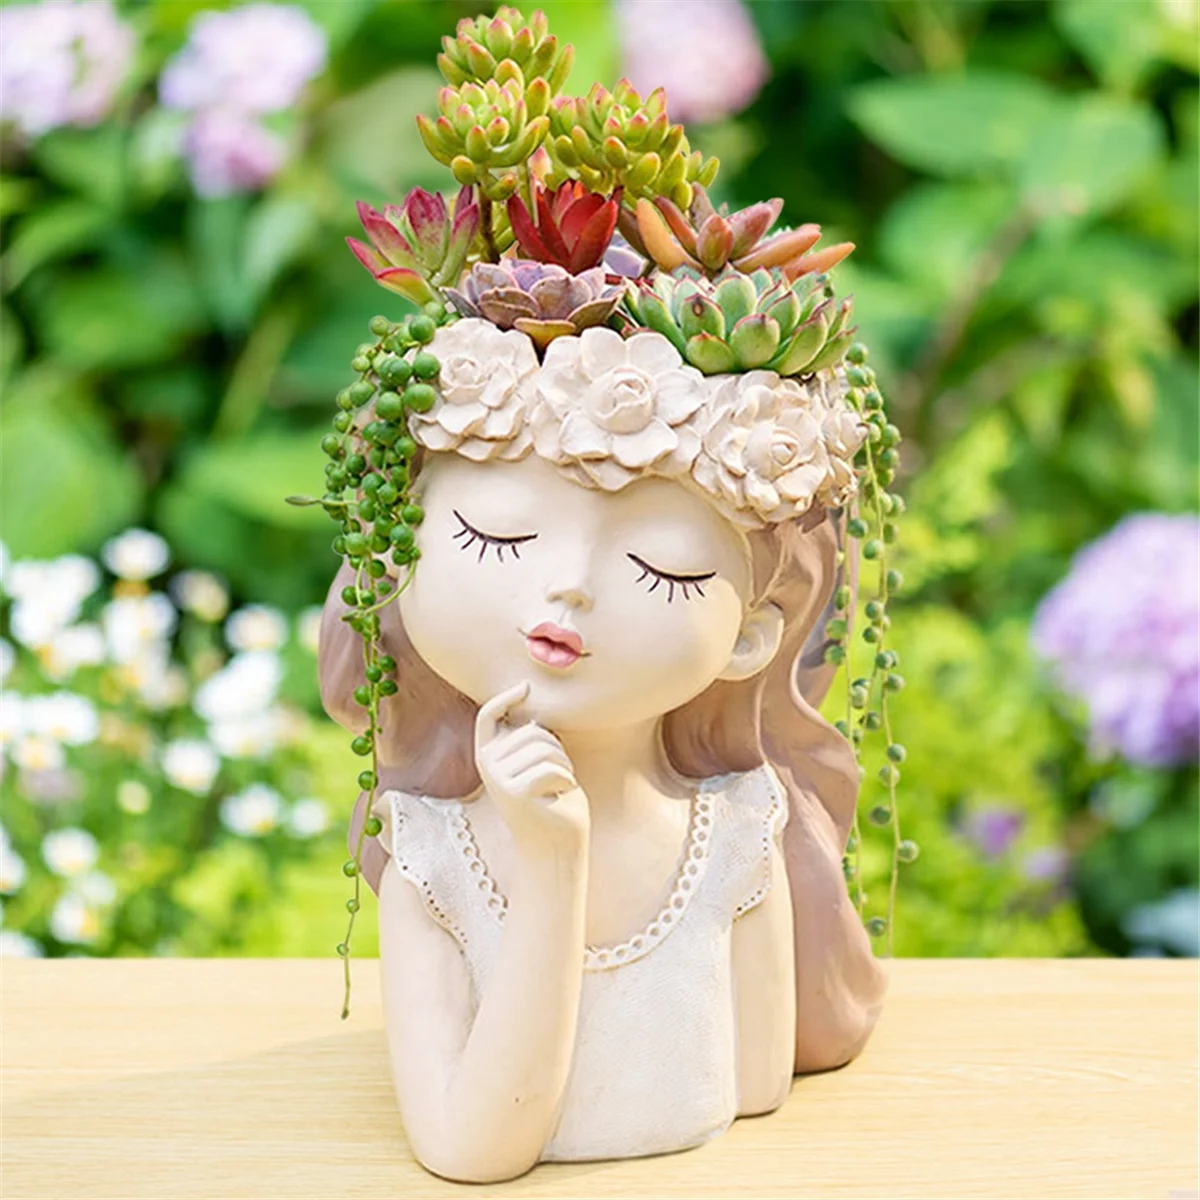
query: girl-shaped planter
319 320 889 1181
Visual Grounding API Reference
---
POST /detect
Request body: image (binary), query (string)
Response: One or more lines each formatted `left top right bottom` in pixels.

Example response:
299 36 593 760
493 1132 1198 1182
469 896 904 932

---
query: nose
546 580 594 612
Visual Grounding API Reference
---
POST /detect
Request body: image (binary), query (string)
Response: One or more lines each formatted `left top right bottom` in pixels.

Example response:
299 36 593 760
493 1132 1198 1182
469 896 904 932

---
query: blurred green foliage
1 0 1196 960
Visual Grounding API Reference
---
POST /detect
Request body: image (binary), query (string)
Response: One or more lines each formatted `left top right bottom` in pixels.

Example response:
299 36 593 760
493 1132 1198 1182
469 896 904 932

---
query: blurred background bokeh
1 0 1197 962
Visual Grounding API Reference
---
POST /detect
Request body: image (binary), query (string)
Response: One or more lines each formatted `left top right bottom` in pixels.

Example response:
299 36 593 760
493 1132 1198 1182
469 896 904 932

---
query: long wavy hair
318 471 887 1072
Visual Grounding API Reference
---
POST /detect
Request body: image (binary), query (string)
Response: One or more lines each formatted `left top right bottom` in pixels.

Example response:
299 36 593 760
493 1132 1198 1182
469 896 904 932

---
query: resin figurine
309 5 898 1183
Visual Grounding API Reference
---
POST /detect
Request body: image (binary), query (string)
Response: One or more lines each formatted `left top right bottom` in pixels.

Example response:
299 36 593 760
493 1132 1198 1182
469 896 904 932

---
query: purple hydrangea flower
159 4 326 117
1032 513 1200 768
615 0 768 126
159 3 326 198
962 804 1025 858
0 0 134 140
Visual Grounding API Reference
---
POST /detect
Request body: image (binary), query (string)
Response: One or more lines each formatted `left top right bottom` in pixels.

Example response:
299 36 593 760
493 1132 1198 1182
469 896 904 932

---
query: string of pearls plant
825 343 915 958
291 303 454 1017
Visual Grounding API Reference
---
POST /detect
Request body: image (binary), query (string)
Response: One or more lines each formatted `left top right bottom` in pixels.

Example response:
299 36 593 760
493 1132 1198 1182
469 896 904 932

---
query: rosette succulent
348 187 479 304
544 80 718 209
630 184 855 280
417 74 550 201
507 181 622 273
445 260 621 349
621 266 855 377
437 5 574 96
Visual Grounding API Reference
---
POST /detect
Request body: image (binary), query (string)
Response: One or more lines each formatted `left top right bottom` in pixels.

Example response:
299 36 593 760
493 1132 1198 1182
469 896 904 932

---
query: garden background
1 0 1197 963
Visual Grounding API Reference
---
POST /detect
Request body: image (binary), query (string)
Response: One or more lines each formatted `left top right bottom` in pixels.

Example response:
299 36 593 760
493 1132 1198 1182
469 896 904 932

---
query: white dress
372 762 789 1163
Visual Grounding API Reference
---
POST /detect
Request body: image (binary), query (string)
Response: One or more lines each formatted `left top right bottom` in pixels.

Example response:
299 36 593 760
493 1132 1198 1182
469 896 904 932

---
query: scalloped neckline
447 783 718 972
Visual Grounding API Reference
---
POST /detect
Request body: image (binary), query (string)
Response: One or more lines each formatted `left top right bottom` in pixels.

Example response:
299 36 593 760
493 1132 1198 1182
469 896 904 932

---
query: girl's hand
474 682 590 855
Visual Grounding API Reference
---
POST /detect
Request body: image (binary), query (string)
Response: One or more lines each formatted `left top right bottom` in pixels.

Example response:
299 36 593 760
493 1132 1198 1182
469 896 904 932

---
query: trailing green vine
289 303 455 1017
826 343 917 957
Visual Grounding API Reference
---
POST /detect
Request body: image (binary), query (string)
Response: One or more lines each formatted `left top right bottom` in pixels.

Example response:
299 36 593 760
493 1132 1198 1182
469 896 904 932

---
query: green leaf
31 126 126 209
1055 0 1169 92
243 194 319 307
1018 94 1165 218
32 256 206 371
0 304 23 389
3 200 114 289
847 71 1060 177
878 181 1017 300
189 197 253 332
0 367 143 557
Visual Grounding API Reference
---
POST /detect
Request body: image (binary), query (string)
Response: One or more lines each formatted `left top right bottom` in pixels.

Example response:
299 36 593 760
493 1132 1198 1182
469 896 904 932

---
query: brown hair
319 501 886 1072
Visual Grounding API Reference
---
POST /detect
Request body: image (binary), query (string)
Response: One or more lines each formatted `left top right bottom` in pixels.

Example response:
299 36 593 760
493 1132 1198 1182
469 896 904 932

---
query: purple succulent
1032 513 1200 768
445 260 622 351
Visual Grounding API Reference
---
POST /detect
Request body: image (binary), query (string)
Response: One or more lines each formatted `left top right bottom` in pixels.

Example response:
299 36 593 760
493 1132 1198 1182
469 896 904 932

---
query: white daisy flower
220 783 284 837
161 738 220 794
41 623 106 679
24 692 100 745
225 604 288 653
42 827 100 878
287 797 330 839
0 931 43 957
101 528 171 581
0 839 27 893
49 892 103 945
169 570 230 623
12 734 65 773
102 593 178 664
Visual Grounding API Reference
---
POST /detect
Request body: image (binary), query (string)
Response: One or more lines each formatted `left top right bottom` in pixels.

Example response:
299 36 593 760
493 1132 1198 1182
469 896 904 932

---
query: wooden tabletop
2 958 1196 1199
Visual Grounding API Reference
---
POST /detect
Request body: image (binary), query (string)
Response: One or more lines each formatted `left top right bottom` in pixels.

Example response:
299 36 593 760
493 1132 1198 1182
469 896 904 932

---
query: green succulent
620 266 855 377
437 6 574 97
545 80 718 210
417 73 550 202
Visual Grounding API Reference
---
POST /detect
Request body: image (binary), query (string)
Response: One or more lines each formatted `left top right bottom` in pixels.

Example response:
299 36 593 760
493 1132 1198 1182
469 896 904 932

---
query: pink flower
182 111 285 199
0 0 134 139
616 0 768 125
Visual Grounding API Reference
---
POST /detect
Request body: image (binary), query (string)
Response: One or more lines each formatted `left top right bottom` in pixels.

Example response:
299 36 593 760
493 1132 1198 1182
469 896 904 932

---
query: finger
510 762 577 798
492 722 567 762
475 681 531 750
497 740 573 780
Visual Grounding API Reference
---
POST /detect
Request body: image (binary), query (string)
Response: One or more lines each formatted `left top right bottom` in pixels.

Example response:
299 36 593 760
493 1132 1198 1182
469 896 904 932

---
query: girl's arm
378 837 588 1183
731 835 797 1116
379 683 592 1184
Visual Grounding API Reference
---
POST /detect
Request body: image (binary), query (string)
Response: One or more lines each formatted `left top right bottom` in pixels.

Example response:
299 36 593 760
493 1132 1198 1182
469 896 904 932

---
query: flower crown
312 6 903 1019
406 317 865 530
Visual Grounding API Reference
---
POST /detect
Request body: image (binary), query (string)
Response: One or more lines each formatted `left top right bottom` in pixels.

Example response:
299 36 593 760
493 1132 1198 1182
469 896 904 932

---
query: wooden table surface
2 958 1196 1199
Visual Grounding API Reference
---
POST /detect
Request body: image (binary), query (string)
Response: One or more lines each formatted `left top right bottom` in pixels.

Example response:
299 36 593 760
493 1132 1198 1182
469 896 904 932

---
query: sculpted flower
529 327 706 490
691 371 833 527
810 368 867 505
409 318 539 462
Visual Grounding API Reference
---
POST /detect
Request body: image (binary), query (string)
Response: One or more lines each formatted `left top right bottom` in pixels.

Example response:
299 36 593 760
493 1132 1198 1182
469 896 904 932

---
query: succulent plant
347 187 480 305
619 266 855 377
544 80 718 210
437 6 574 97
446 260 622 350
627 184 855 280
506 181 622 273
417 74 551 203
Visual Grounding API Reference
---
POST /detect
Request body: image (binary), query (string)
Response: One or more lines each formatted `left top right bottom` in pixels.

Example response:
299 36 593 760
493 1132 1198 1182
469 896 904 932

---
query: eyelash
452 510 538 563
627 553 716 603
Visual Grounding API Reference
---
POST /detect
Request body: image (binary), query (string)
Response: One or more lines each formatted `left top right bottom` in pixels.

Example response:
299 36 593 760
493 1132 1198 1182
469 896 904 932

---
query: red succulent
506 181 622 274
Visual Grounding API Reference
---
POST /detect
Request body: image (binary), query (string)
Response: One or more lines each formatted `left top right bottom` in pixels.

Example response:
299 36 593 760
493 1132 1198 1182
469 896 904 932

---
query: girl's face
397 453 758 731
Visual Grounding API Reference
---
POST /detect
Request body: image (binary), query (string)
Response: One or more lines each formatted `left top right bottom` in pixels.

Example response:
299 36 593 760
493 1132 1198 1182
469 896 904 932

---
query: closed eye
452 510 538 563
627 553 716 602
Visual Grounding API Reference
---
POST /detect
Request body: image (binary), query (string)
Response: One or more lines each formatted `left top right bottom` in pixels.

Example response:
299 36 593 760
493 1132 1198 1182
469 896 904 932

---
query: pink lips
526 622 584 669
